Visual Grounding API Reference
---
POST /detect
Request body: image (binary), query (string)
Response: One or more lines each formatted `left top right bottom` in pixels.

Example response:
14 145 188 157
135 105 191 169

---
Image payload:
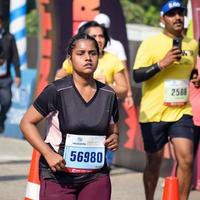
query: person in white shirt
94 13 134 108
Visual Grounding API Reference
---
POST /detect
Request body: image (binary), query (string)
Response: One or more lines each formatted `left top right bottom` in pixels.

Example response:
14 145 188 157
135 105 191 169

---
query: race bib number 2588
164 79 189 106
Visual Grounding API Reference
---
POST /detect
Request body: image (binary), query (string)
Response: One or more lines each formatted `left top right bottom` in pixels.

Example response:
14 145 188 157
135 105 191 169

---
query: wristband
157 62 162 70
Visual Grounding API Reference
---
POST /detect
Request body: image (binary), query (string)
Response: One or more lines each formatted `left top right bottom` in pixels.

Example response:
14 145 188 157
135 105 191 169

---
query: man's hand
159 47 182 70
0 59 5 65
15 77 21 87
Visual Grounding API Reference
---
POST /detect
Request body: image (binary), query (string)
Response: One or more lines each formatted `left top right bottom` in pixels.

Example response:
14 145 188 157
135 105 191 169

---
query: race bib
0 61 7 76
63 134 106 173
164 79 189 106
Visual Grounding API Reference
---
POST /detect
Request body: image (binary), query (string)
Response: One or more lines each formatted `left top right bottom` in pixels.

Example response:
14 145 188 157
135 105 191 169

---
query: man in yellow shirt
133 1 199 200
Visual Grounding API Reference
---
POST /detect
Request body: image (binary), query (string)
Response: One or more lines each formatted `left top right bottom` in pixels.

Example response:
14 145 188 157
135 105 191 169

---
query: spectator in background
0 15 21 133
189 38 200 190
94 13 134 108
133 0 199 199
94 13 134 168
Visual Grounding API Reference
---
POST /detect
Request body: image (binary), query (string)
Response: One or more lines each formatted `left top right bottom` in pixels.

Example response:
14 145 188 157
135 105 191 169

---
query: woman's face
86 27 105 53
69 39 99 76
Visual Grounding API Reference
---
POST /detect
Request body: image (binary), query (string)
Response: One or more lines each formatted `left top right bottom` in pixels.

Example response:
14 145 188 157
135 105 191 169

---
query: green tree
120 0 145 24
144 5 160 26
26 0 38 35
120 0 188 26
26 9 38 35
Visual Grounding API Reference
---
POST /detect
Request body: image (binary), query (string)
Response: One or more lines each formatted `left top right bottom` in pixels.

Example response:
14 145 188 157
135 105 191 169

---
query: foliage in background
120 0 188 26
26 9 38 35
120 0 145 24
25 0 188 35
26 0 38 36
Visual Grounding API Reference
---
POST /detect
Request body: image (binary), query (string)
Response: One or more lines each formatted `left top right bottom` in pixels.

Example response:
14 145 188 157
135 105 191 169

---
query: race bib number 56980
63 134 106 173
69 150 103 163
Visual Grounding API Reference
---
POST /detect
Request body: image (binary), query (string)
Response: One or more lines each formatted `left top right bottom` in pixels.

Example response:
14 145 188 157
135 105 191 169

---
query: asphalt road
0 136 199 200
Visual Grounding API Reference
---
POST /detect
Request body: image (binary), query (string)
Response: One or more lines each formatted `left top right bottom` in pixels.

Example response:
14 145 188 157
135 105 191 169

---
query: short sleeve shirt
62 51 124 84
33 75 118 183
133 33 198 122
105 38 127 61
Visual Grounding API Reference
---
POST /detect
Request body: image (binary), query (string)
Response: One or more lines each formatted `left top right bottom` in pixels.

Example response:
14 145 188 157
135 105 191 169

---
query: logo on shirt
182 50 194 56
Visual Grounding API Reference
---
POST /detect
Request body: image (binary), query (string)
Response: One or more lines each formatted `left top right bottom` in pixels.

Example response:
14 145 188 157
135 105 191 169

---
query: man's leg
140 122 168 200
143 149 163 200
0 78 12 132
171 138 193 200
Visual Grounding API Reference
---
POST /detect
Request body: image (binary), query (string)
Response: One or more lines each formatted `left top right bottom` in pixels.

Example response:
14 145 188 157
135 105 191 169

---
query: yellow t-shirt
133 33 198 122
62 51 124 84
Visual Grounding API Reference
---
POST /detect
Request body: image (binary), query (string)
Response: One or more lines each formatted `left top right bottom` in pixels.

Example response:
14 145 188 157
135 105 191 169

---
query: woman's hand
44 150 66 172
190 69 200 88
191 74 200 88
105 133 119 151
123 95 134 109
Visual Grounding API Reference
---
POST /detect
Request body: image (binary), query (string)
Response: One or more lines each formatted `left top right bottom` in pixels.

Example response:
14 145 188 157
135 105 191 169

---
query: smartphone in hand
173 37 182 50
173 37 182 60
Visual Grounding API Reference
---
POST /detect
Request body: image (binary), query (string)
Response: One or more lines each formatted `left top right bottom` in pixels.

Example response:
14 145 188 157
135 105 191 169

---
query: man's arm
133 63 160 83
11 34 21 86
133 47 182 83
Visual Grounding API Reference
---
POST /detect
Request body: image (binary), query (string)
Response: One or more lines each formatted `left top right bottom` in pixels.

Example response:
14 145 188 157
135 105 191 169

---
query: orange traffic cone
24 149 41 200
162 176 180 200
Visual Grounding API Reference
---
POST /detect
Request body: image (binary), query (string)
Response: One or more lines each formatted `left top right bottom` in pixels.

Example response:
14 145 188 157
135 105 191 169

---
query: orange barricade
162 176 180 200
24 149 41 200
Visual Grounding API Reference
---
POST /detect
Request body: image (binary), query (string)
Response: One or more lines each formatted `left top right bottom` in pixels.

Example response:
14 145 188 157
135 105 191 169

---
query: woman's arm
104 123 119 151
122 61 134 108
111 70 128 99
20 106 65 171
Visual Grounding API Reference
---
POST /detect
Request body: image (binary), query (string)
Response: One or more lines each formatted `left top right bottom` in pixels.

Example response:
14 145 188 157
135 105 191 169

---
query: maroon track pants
40 175 111 200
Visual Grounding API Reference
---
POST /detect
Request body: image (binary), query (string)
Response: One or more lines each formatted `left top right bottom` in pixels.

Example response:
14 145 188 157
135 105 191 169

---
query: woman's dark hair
66 33 99 57
78 21 110 48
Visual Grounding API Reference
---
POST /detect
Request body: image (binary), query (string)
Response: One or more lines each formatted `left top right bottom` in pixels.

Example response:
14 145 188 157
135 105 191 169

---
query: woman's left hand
123 95 134 108
105 133 119 151
191 75 200 88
